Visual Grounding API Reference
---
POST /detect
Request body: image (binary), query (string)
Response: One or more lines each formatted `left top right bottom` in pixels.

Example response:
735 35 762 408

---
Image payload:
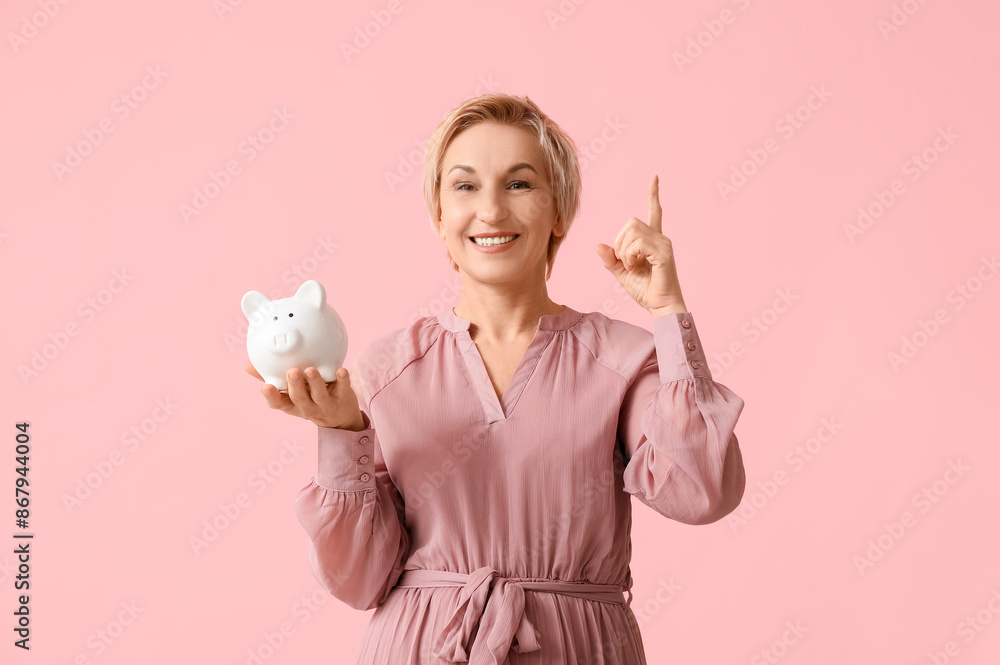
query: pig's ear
241 291 271 321
296 280 326 309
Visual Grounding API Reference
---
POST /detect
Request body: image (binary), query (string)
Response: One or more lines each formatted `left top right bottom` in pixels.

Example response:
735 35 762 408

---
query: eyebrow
446 162 538 176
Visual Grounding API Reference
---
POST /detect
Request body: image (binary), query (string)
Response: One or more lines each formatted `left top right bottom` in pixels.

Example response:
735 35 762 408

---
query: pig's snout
268 328 303 353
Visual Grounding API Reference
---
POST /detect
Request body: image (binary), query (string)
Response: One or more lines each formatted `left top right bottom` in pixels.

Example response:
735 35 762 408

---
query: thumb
595 243 625 278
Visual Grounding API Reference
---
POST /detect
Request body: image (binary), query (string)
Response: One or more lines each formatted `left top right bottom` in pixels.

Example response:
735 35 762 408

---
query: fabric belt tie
395 566 628 665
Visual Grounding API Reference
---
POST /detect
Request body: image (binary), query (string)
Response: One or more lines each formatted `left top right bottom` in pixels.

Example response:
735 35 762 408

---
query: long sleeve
619 311 746 525
293 354 411 611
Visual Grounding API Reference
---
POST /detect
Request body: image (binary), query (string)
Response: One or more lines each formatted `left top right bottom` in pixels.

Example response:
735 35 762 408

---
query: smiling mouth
470 234 520 246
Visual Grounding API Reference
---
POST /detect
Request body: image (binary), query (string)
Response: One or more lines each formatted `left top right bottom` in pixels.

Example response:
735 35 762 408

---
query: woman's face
435 121 563 283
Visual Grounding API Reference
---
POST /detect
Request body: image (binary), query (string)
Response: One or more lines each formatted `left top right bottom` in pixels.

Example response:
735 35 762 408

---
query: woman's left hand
596 175 688 316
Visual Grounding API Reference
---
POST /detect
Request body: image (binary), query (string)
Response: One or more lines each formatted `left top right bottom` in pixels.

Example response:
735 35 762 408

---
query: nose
476 184 508 224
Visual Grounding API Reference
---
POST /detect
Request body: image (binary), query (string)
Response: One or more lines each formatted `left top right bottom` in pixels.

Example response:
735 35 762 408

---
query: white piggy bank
241 280 347 392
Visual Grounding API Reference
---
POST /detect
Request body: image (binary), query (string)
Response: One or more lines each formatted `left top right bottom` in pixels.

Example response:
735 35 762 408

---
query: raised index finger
648 174 662 234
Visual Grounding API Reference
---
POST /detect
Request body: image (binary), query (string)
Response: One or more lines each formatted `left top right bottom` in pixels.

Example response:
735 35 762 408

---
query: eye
273 316 278 321
453 180 532 191
288 313 294 317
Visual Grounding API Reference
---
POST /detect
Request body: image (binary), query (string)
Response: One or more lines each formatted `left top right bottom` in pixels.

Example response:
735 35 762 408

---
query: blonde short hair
423 93 582 281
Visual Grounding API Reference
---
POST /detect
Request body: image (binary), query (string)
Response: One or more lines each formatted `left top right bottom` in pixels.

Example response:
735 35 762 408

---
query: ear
295 280 326 309
241 290 271 321
552 216 565 238
432 204 445 240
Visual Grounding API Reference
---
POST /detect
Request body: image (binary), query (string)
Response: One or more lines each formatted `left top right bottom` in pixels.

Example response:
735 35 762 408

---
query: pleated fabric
293 305 746 664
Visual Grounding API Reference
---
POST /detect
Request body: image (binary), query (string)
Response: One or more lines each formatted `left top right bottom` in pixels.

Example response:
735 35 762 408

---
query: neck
453 286 563 344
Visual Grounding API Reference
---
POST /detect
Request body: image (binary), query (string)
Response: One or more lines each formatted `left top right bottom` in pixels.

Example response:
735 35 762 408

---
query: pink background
4 1 1000 663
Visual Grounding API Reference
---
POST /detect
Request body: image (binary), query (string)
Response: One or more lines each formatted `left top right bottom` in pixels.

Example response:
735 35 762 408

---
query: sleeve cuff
314 415 377 491
653 312 714 383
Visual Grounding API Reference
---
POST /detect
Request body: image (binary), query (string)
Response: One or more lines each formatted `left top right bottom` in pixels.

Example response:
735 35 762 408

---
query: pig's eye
288 313 294 317
272 316 278 320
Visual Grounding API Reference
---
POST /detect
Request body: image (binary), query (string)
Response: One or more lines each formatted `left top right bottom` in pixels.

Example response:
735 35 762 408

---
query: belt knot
394 566 627 664
431 566 541 664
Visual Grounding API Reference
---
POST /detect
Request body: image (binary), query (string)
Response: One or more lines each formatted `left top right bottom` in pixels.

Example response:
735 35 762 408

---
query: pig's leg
315 365 338 383
265 376 288 391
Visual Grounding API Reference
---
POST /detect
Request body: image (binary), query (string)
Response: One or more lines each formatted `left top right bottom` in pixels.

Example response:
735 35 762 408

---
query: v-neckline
438 305 582 424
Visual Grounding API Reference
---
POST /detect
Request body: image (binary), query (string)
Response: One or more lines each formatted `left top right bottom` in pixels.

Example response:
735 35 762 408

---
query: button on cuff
315 423 377 490
653 312 713 383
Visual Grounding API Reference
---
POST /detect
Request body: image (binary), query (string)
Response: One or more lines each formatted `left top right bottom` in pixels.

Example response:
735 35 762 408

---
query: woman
246 93 746 664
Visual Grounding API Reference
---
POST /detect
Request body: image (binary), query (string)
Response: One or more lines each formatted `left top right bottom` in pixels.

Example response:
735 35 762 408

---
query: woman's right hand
245 363 368 431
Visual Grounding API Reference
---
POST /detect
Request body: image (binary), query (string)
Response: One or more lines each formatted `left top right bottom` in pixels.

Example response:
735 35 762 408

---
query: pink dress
294 305 746 664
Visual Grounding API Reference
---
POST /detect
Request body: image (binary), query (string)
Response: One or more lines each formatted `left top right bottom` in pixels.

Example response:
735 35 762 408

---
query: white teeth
472 235 517 246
